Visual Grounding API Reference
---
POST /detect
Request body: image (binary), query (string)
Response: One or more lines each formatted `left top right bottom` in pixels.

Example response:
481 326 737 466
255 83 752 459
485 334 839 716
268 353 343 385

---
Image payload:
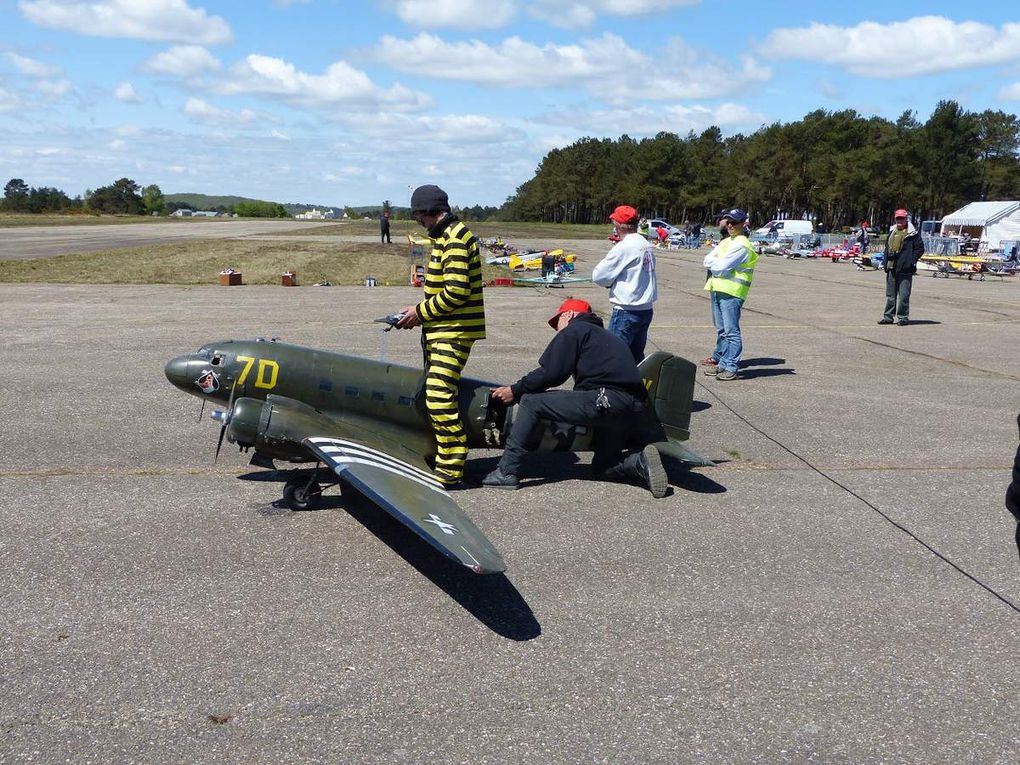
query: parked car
643 218 682 241
752 219 814 239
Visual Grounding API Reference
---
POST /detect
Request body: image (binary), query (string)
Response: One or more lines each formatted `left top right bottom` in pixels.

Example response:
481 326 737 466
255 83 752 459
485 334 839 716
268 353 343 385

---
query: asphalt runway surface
0 219 330 260
2 242 1019 763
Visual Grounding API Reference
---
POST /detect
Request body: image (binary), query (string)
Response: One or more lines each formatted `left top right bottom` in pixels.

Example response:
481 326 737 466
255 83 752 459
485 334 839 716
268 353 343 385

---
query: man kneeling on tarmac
483 298 668 498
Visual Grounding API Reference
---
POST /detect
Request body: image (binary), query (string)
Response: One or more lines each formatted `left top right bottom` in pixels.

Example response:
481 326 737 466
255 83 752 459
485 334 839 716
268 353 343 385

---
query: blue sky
1 0 1019 208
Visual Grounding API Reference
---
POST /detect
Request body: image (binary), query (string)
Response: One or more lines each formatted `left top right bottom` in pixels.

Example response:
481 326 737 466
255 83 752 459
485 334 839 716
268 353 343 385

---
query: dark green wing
304 436 505 574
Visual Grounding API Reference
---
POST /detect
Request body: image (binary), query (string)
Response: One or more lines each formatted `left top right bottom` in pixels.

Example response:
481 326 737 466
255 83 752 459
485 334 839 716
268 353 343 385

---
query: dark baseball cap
716 208 748 223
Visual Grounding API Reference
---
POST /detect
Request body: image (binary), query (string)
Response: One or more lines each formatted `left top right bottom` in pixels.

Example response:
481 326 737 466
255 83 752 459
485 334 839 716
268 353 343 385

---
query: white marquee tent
939 201 1020 252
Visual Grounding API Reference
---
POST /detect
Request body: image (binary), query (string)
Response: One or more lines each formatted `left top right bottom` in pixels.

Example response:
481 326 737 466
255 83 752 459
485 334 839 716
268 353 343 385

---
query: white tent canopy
940 201 1020 251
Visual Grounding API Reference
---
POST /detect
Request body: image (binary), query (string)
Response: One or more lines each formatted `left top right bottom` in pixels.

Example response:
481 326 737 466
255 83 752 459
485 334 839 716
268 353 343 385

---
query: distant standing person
380 210 391 244
878 208 924 326
701 208 759 382
858 220 870 253
591 205 658 363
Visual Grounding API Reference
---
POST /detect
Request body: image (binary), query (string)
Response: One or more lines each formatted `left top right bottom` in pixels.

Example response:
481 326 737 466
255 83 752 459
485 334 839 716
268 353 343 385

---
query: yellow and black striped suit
413 215 485 485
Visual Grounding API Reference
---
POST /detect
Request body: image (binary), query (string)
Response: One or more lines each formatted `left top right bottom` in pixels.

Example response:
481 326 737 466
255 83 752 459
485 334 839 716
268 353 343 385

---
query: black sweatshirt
510 313 646 400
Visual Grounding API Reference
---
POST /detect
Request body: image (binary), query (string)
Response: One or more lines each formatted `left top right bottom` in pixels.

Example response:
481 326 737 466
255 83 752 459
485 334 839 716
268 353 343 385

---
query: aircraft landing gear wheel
283 477 321 510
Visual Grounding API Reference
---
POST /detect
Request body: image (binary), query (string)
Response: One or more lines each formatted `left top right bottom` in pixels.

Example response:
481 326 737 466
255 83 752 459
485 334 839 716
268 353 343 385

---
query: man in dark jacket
878 208 925 326
1007 414 1020 560
380 210 391 244
482 298 668 497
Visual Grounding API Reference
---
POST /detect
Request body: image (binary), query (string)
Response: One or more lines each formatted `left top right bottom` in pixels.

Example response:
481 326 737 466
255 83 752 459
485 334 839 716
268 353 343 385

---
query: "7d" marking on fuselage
236 355 279 390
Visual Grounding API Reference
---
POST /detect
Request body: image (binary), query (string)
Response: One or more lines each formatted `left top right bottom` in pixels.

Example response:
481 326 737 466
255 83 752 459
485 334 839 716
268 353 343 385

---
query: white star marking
422 513 458 536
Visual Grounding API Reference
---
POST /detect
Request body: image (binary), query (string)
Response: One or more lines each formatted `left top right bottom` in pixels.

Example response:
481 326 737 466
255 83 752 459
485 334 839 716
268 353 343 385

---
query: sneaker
877 318 893 325
482 467 519 490
703 365 720 376
638 445 668 499
700 357 718 367
716 369 739 381
897 318 909 326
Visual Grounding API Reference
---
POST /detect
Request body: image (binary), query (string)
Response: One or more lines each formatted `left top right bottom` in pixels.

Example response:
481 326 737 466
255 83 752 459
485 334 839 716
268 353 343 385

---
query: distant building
295 208 336 220
172 209 220 217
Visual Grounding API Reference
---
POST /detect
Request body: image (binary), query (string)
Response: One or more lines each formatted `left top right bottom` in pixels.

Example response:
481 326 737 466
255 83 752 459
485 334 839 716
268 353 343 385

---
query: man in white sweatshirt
592 205 658 363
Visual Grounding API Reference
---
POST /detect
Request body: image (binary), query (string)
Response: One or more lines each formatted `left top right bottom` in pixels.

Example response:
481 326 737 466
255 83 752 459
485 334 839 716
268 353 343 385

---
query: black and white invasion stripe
307 437 446 494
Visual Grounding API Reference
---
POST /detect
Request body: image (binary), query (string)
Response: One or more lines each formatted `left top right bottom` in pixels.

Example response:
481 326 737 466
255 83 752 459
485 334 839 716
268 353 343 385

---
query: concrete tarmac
1 247 1018 763
0 219 331 260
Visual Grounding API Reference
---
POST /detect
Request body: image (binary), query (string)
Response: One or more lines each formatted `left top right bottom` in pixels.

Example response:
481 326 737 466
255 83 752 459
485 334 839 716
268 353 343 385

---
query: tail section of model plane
638 352 714 467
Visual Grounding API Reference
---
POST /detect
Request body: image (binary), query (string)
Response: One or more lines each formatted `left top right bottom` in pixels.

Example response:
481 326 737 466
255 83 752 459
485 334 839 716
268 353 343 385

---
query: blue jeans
710 292 744 372
607 307 653 363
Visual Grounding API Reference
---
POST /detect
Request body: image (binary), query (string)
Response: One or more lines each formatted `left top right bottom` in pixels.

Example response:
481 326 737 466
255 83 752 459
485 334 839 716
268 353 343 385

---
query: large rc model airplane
166 338 710 574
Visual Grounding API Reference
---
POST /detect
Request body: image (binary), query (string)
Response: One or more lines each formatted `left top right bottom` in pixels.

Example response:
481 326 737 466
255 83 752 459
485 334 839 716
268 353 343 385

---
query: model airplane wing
512 274 592 287
304 436 505 574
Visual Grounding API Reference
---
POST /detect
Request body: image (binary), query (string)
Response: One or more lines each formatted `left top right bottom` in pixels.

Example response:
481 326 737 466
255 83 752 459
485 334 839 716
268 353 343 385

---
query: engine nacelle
226 396 322 462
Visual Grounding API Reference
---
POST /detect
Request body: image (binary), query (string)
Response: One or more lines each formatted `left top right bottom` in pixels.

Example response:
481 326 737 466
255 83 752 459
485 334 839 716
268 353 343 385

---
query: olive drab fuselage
165 338 594 462
166 338 701 467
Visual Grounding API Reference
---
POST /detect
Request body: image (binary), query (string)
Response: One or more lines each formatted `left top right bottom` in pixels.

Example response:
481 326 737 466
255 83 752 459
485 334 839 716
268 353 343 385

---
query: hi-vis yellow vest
704 235 758 300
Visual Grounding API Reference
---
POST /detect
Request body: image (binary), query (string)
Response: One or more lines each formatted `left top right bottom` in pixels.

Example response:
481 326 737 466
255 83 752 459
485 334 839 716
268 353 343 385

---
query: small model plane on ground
918 254 1017 280
166 339 710 575
511 272 591 288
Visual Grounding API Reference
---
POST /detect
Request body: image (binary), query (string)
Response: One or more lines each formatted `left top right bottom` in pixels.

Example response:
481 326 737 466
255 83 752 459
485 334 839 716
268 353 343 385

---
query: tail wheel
283 477 321 510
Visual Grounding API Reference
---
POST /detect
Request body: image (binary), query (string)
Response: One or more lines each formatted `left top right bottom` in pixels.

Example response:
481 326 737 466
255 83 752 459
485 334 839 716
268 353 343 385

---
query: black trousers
883 271 913 320
498 388 644 476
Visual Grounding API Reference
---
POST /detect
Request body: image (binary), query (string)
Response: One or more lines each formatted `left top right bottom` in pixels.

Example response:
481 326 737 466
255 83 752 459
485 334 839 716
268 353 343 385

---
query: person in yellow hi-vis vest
394 185 485 487
701 208 759 382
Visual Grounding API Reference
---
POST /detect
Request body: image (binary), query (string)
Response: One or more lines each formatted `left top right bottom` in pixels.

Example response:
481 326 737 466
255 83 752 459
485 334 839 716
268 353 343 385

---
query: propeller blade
213 378 239 465
197 399 206 423
214 422 227 463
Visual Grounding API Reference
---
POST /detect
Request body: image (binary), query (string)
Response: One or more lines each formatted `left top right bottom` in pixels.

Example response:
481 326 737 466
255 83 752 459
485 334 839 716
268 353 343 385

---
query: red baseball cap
548 298 591 328
894 208 909 218
609 205 640 225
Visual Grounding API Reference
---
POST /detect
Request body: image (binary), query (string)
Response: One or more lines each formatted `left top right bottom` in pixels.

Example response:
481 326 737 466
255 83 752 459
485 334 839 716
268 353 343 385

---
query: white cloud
528 0 699 28
758 16 1020 78
392 0 517 29
337 111 525 146
141 45 221 77
541 102 765 136
0 85 20 111
183 97 259 127
212 54 431 111
114 82 142 103
373 33 767 100
1000 83 1020 100
18 0 232 45
376 33 643 87
36 79 71 98
7 52 61 78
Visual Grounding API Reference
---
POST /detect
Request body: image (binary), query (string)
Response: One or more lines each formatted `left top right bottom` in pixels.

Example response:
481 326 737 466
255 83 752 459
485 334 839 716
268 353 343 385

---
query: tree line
500 100 1020 230
2 177 168 216
2 177 288 218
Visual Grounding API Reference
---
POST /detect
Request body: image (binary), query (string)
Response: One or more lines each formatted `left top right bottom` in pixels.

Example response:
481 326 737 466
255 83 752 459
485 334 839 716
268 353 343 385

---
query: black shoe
897 318 909 326
638 445 668 499
877 318 893 325
482 468 519 490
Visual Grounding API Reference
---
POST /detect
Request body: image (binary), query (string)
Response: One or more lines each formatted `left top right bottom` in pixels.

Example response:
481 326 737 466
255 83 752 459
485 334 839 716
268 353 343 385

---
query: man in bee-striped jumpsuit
396 185 485 488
